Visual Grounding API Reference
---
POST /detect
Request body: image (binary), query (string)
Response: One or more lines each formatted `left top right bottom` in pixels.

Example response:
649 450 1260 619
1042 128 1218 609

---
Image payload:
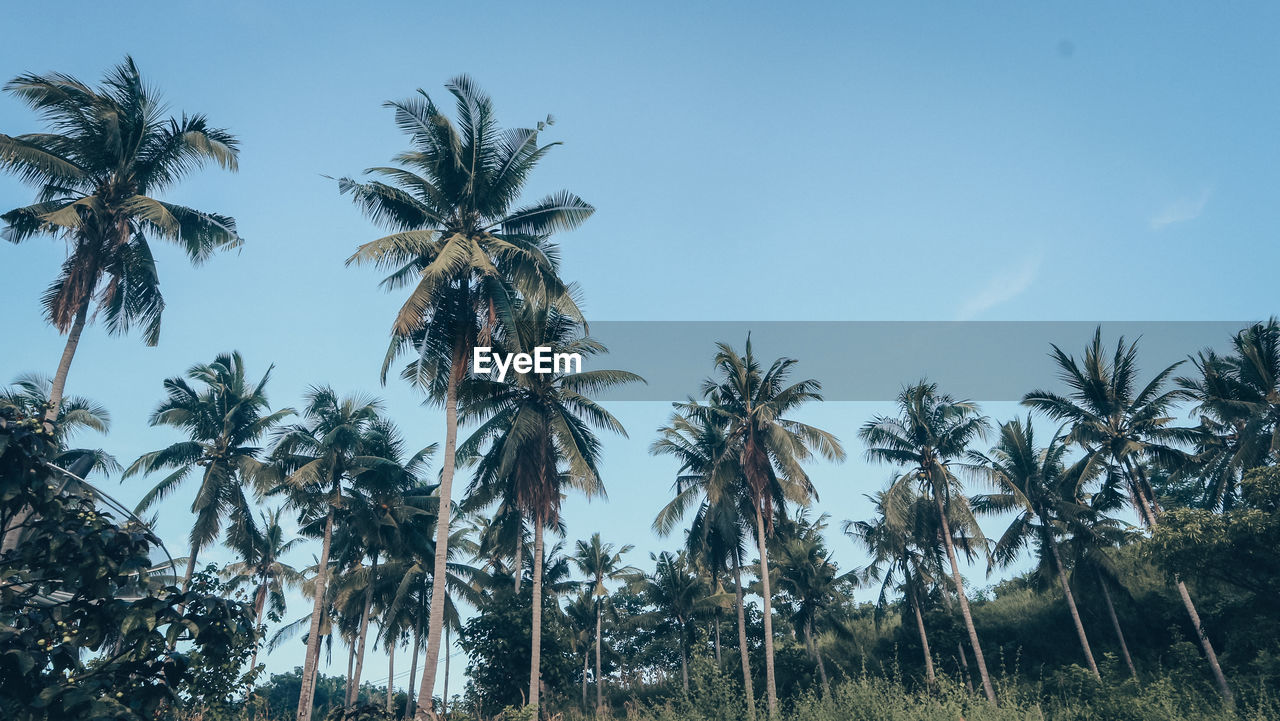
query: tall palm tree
677 337 845 717
969 417 1101 679
652 411 758 717
846 487 946 689
1179 319 1280 510
0 57 241 421
340 78 593 718
860 381 996 702
457 302 639 712
262 388 393 721
224 506 304 671
126 352 291 596
571 532 640 713
1023 329 1232 703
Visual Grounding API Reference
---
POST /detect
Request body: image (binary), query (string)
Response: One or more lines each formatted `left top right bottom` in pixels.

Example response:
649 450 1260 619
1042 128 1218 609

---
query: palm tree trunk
680 631 689 692
405 614 421 721
348 555 380 708
416 351 465 721
581 647 589 714
938 589 973 693
805 621 830 697
346 643 357 701
1126 460 1231 704
388 641 396 716
752 504 779 718
514 537 524 593
595 598 604 713
442 624 451 719
714 615 722 665
1047 536 1100 679
1098 576 1137 680
296 507 336 721
733 559 756 721
250 584 267 672
934 493 996 703
529 516 545 710
909 586 936 688
46 294 91 426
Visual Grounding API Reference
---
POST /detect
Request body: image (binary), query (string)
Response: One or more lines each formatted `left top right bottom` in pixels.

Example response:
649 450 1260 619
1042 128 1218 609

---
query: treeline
1 57 1278 721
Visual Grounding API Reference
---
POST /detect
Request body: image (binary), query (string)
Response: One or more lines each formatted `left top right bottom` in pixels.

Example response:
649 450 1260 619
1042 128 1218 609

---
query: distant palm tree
1023 329 1232 703
458 302 638 711
652 410 758 717
0 57 241 420
860 381 996 702
1179 319 1280 509
678 337 845 717
263 388 393 721
771 510 851 696
970 417 1101 679
572 532 640 713
126 352 291 596
846 487 945 688
642 551 705 692
224 506 304 671
340 77 593 718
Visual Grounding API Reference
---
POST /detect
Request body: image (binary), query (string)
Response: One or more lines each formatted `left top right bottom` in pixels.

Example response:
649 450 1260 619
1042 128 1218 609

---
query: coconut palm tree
859 381 996 702
652 410 758 717
224 506 304 671
0 373 117 476
262 387 393 721
642 551 705 692
1023 329 1232 704
456 302 638 712
676 337 845 717
969 417 1101 679
1179 319 1280 510
0 57 241 421
340 78 593 717
846 487 946 689
571 532 640 713
126 352 291 596
771 510 851 696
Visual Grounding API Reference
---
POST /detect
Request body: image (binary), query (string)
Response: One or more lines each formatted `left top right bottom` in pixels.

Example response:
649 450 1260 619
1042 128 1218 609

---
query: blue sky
2 0 1278 700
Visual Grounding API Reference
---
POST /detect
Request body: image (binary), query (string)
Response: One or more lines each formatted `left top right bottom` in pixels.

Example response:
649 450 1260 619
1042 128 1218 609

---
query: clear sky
2 0 1278 701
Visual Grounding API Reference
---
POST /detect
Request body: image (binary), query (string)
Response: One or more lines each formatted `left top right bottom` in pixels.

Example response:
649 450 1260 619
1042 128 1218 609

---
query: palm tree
126 352 291 596
340 78 593 717
969 417 1101 679
677 337 845 717
262 387 392 721
859 381 996 702
652 411 758 717
457 302 639 712
571 532 640 713
1023 329 1232 703
0 57 241 421
563 590 597 713
224 507 304 671
771 510 851 696
1179 319 1280 509
0 373 116 475
643 551 705 692
846 487 946 688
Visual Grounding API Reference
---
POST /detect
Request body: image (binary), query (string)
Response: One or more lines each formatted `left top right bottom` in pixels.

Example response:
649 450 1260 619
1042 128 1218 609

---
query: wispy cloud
1150 187 1212 230
957 253 1042 320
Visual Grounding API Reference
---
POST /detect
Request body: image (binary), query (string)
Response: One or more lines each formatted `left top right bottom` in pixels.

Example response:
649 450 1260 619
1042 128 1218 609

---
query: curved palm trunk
934 493 996 703
805 621 830 697
1098 576 1137 680
416 354 465 721
909 585 936 688
529 517 545 710
595 598 605 713
1046 536 1099 679
348 554 380 708
752 505 779 718
296 507 336 721
46 295 91 426
442 624 451 718
1127 461 1232 704
733 560 756 721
